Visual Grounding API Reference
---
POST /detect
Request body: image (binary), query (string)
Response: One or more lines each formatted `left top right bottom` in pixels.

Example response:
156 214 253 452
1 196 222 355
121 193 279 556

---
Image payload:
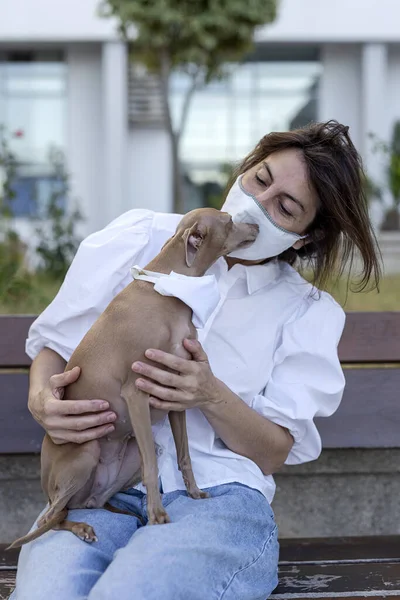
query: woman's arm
201 378 294 474
28 347 116 445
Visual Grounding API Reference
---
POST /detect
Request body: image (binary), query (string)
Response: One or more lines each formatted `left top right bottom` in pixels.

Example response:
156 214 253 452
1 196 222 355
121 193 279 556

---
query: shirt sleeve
26 209 155 362
250 292 346 465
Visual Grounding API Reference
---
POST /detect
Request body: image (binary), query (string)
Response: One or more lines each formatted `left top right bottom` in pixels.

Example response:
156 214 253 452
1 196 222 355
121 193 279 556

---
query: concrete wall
0 0 118 42
128 127 173 214
1 449 399 542
2 0 400 44
256 0 400 43
319 44 362 151
274 449 400 538
67 44 103 235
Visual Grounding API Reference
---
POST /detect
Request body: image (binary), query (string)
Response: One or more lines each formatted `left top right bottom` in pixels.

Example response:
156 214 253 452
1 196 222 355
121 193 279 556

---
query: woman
11 120 380 600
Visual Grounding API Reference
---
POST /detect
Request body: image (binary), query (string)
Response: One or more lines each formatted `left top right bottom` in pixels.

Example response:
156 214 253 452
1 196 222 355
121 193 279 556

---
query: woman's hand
131 339 222 412
28 366 117 445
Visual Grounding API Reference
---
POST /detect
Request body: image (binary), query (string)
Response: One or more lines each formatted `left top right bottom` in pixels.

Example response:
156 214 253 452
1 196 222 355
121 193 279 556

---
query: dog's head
176 208 259 269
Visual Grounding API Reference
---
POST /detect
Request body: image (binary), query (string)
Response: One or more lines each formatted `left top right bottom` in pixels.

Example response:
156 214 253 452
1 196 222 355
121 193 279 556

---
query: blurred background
1 0 400 312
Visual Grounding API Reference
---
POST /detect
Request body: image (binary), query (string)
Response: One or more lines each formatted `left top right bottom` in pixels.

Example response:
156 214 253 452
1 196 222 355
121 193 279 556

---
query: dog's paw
72 523 98 543
148 506 171 525
188 487 210 500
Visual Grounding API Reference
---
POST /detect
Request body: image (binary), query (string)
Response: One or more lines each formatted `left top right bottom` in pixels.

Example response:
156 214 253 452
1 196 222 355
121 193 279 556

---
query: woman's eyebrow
262 161 306 213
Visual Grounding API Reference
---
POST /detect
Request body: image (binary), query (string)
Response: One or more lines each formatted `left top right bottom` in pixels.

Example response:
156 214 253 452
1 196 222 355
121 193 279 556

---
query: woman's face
241 148 319 247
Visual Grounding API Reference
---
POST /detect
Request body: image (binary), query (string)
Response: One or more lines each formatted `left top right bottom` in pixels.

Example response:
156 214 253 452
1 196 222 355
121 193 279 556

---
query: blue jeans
10 482 279 600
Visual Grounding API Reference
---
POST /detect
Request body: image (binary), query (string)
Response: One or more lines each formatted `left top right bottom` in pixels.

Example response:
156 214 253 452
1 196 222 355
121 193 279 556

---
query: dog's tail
6 508 67 550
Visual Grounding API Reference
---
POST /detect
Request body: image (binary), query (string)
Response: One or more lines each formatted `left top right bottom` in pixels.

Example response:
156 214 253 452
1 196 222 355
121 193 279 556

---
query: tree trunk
171 132 184 214
158 49 185 214
380 207 400 231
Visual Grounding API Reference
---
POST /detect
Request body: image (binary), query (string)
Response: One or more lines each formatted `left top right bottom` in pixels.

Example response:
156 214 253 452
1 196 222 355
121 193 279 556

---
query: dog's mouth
235 223 259 248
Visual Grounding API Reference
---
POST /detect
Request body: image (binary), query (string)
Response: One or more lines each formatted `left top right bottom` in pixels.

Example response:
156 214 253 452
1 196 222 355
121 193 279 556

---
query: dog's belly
68 436 142 509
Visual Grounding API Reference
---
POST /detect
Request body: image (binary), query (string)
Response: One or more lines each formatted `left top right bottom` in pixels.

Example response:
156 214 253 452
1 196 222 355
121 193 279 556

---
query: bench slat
274 561 400 598
1 367 399 453
0 571 16 600
279 536 400 562
315 368 400 448
0 374 43 453
0 316 34 368
2 548 399 600
339 312 400 363
1 312 400 369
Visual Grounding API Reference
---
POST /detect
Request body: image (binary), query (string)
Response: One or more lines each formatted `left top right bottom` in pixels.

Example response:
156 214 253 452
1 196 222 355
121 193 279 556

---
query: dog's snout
247 223 259 239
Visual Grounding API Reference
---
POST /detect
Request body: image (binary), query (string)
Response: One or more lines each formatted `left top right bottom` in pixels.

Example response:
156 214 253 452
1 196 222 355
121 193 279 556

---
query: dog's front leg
121 378 170 525
168 411 209 499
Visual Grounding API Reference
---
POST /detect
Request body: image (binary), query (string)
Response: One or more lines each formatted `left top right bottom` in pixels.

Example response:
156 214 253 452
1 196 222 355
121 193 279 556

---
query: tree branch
177 68 203 140
158 48 176 142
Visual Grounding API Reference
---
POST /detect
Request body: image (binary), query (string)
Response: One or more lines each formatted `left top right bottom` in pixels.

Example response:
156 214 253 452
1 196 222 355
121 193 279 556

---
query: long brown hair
228 120 382 291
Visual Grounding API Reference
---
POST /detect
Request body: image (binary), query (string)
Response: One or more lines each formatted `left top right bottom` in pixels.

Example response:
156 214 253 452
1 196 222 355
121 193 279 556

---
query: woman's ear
183 222 206 267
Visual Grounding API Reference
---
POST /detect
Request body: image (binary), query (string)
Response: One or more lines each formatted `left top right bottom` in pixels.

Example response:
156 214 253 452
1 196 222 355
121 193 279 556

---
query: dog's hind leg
8 437 102 548
52 518 98 542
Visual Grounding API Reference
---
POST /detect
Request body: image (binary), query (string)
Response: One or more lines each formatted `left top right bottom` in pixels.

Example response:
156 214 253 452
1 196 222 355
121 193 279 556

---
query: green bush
35 148 83 280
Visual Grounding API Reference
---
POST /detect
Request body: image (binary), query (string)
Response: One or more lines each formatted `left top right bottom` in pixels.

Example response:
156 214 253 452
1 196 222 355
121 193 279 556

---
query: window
170 47 321 211
0 50 67 216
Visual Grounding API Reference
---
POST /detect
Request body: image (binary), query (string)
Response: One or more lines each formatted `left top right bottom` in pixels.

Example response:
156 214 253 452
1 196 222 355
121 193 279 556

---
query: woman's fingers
50 423 116 445
132 361 182 387
142 349 193 374
45 398 111 417
49 366 81 398
182 338 208 362
135 377 185 403
46 409 116 430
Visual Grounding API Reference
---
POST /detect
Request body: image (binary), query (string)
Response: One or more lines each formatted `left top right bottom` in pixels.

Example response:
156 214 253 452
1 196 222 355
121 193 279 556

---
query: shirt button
156 445 163 457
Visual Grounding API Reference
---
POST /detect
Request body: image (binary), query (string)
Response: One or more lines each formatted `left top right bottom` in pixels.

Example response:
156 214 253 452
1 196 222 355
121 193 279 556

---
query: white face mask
221 175 307 261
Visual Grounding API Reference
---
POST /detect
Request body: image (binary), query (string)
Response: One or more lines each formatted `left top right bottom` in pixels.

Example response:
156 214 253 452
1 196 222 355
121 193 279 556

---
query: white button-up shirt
26 209 346 504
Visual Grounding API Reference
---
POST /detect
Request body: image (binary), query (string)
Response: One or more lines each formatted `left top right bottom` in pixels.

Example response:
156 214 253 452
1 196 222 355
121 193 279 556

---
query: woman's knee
11 506 137 600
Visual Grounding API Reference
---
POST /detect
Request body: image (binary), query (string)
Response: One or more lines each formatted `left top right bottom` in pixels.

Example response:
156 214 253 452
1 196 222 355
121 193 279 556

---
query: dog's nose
247 223 259 239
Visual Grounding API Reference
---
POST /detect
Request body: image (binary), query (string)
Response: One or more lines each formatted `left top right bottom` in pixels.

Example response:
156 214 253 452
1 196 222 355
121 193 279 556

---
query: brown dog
9 208 258 548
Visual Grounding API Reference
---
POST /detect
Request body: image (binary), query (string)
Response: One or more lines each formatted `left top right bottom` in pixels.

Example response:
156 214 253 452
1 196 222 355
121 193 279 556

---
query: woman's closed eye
255 173 269 188
255 171 294 219
278 199 293 219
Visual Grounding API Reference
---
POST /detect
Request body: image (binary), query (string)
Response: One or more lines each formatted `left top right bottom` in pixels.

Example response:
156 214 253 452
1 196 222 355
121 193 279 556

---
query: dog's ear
183 222 206 267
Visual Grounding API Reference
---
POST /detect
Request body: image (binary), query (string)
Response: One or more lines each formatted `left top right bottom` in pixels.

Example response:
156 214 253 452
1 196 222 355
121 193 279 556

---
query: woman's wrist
201 377 236 416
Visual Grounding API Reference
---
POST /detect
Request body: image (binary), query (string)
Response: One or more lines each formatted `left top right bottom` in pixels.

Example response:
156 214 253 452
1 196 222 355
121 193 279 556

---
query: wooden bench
0 313 399 599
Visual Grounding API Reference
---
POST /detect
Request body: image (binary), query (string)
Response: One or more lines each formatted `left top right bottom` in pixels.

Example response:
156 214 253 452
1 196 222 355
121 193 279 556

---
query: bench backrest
0 313 399 453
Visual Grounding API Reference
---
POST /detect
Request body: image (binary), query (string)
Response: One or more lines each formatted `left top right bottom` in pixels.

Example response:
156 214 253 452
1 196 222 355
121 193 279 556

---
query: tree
370 121 400 230
389 121 400 209
35 148 83 279
99 0 278 213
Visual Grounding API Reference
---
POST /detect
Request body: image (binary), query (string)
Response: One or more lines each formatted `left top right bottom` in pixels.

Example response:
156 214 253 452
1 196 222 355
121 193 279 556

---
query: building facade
1 0 400 236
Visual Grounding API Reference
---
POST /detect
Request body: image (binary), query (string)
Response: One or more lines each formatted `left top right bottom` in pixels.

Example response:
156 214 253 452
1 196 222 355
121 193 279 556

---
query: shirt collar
213 258 281 295
244 259 281 295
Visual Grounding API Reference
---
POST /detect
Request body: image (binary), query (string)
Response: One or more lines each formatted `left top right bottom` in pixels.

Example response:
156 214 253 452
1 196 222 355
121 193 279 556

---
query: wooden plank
0 571 16 600
279 536 400 563
0 316 34 368
316 368 400 448
1 312 400 369
0 546 18 569
273 561 400 598
0 367 399 453
0 374 43 453
2 544 400 600
339 312 400 364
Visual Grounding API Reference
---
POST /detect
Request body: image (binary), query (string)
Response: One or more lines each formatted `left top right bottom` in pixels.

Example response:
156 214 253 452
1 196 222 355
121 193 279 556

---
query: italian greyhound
9 208 258 548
